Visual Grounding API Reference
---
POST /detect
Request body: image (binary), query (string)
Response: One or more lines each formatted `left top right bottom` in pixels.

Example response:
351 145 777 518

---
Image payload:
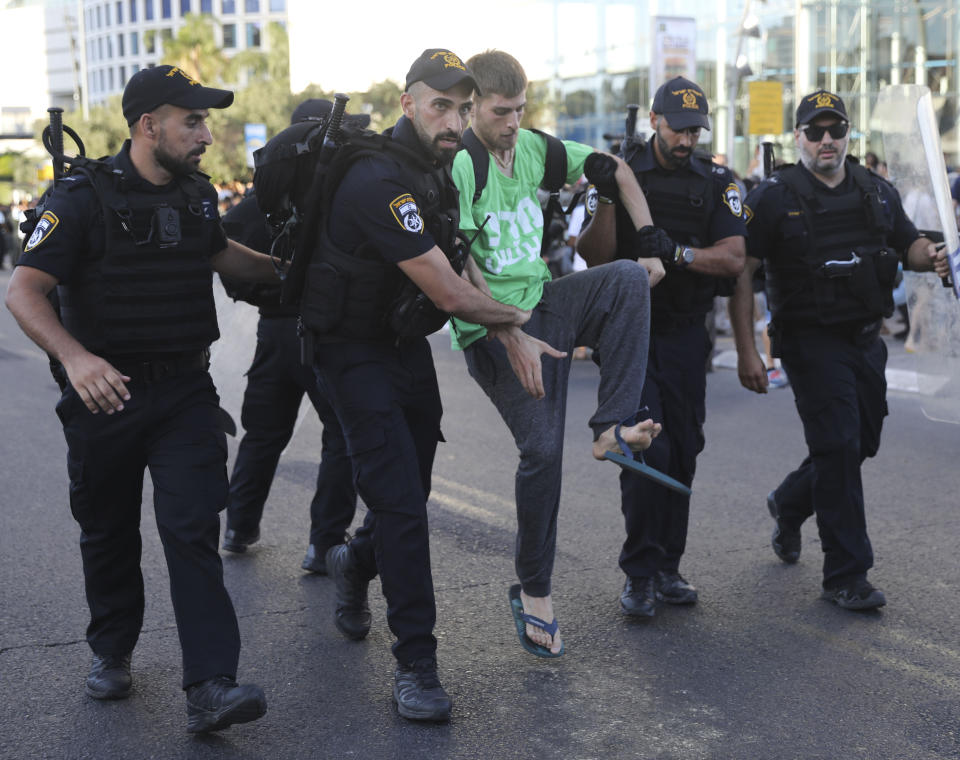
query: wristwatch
675 246 695 267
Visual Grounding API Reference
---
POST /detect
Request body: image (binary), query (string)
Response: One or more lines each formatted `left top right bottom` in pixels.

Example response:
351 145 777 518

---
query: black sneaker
85 653 132 700
620 576 657 618
821 578 887 611
767 492 801 564
325 543 371 640
185 676 267 733
655 571 698 605
393 657 451 722
301 544 327 574
222 527 260 554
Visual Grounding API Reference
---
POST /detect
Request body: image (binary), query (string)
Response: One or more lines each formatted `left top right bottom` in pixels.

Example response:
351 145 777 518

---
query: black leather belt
110 349 210 385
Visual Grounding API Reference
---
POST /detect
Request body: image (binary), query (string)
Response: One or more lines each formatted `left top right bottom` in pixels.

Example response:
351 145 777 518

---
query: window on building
246 0 259 12
131 31 139 55
269 0 284 10
222 23 236 47
97 37 103 59
161 28 173 41
145 31 155 54
116 1 123 23
246 21 261 47
129 0 137 22
119 65 126 83
145 0 154 20
107 36 113 57
96 5 102 28
162 0 172 19
105 2 111 25
201 0 212 10
222 0 235 13
131 63 139 74
109 67 115 90
181 0 191 14
118 33 124 56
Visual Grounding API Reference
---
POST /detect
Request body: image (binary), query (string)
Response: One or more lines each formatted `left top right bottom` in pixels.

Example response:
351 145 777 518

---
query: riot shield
874 84 960 423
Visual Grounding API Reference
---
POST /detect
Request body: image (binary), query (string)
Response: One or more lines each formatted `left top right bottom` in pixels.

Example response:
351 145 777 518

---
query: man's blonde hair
466 50 527 99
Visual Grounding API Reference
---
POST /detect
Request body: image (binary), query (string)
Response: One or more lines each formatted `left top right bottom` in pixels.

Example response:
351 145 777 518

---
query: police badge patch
722 183 743 217
389 193 424 234
24 210 60 252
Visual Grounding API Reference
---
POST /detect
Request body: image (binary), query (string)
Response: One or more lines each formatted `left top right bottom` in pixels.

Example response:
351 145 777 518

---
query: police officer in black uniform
578 76 747 617
729 90 951 610
220 100 369 574
299 49 553 721
5 66 275 732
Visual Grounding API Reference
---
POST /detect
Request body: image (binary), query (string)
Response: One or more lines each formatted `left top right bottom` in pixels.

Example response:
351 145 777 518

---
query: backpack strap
461 127 488 202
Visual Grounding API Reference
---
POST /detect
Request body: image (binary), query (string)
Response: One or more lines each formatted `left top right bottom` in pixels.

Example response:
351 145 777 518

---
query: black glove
635 225 681 264
583 153 619 199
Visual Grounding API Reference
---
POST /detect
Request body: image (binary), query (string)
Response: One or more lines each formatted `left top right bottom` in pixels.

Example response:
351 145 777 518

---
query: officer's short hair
467 50 527 100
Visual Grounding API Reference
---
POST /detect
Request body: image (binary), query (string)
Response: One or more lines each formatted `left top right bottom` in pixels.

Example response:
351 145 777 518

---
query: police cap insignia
795 89 848 127
651 76 710 131
405 48 479 94
389 193 424 234
24 211 59 252
122 64 234 126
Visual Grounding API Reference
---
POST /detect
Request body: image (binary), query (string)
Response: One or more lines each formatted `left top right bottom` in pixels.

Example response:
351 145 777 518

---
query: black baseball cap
404 48 479 94
795 90 848 126
651 76 711 131
122 65 234 125
290 98 371 128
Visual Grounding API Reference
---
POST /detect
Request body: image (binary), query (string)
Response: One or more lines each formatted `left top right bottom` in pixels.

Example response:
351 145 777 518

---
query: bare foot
593 418 661 460
520 590 562 654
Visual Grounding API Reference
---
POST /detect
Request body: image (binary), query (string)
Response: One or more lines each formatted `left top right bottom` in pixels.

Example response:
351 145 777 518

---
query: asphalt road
1 267 959 760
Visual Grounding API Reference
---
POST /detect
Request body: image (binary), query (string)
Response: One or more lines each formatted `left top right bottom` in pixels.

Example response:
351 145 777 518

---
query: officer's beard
154 143 203 177
411 115 461 165
654 131 692 169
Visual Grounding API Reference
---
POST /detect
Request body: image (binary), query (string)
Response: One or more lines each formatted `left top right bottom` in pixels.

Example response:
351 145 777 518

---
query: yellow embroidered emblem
682 91 698 110
24 210 60 252
166 66 200 86
430 51 466 72
812 92 836 108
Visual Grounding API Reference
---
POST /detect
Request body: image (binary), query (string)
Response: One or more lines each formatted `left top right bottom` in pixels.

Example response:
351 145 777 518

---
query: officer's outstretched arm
211 239 280 282
399 246 528 328
5 266 131 413
728 256 768 394
685 235 746 278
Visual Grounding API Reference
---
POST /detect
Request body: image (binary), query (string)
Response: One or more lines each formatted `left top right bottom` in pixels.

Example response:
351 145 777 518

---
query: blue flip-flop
603 420 692 496
508 584 564 658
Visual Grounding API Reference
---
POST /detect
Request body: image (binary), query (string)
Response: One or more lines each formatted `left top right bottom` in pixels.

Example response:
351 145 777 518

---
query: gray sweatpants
463 259 651 596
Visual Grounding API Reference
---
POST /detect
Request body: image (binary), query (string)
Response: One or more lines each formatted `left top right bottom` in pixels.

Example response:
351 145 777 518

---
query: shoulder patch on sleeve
23 211 60 252
389 193 424 234
743 204 754 224
721 183 743 217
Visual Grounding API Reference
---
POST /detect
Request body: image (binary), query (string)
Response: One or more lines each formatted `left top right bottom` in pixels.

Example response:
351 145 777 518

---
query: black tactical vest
56 154 220 356
625 143 727 323
767 160 897 326
300 136 460 343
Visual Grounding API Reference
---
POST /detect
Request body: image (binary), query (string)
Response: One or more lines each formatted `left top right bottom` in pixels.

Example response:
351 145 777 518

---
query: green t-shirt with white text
450 128 592 349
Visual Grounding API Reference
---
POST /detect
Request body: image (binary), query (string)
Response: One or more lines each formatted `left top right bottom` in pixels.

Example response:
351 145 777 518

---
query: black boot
767 491 801 564
85 653 132 700
620 576 657 618
393 657 451 722
221 527 260 553
325 543 371 639
301 543 327 574
186 676 267 733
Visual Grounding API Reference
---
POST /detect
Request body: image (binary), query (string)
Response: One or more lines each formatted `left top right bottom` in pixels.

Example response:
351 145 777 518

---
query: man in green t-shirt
452 50 662 657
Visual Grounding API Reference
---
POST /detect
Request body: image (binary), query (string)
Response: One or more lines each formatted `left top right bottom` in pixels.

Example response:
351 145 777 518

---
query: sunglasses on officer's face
799 121 849 142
